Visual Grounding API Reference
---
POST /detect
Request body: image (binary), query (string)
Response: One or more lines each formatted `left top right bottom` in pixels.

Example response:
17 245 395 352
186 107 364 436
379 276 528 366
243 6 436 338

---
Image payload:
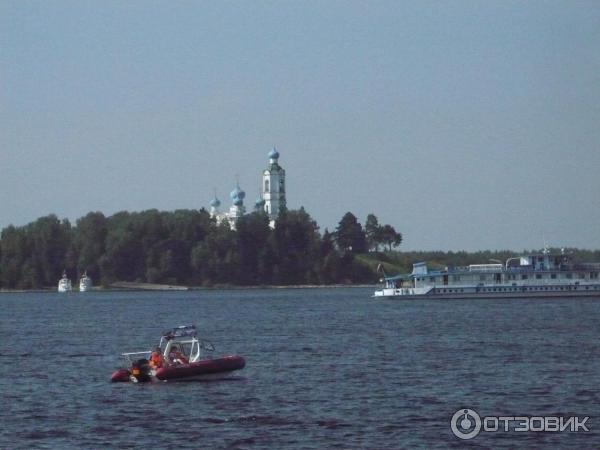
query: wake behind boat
111 325 245 383
374 250 600 299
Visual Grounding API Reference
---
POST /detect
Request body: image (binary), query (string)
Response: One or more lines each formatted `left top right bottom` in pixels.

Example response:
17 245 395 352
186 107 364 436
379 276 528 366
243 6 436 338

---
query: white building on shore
209 148 286 230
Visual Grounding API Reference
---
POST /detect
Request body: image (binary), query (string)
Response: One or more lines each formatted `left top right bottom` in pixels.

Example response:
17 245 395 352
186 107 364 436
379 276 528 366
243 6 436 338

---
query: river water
1 288 599 449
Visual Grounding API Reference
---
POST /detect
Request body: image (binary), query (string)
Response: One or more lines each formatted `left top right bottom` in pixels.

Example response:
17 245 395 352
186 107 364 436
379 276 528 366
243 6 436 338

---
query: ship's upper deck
383 253 600 281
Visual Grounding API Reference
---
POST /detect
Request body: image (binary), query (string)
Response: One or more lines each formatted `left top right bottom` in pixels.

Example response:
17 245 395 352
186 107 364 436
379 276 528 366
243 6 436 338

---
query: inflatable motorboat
111 325 245 383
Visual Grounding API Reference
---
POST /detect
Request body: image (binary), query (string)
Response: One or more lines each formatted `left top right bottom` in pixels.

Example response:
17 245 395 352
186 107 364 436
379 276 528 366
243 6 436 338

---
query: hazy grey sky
1 1 599 251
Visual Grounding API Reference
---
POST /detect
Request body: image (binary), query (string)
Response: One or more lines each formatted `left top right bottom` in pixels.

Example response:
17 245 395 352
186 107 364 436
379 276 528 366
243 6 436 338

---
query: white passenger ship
374 251 600 299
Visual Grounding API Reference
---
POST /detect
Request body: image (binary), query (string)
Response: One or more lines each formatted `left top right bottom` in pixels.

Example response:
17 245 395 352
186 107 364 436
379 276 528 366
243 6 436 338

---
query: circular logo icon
451 408 481 440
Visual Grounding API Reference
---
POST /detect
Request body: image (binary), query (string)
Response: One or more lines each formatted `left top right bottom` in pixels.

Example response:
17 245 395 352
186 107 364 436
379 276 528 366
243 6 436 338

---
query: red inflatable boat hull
111 355 245 382
111 368 131 382
156 355 245 380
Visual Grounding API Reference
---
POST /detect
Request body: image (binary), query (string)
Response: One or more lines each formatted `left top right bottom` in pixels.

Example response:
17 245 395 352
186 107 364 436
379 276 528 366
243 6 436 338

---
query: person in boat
168 345 188 365
148 347 164 369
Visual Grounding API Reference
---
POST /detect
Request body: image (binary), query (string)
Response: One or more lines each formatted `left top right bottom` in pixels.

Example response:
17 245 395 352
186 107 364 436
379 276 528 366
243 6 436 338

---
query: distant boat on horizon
79 271 92 292
57 270 72 293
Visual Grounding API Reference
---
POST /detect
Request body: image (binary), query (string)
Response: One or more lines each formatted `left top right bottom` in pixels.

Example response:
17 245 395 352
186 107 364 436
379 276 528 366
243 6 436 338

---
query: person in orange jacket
148 347 164 369
168 345 189 365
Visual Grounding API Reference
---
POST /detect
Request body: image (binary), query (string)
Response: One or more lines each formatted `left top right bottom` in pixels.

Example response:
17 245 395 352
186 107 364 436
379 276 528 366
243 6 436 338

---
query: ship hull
374 283 600 300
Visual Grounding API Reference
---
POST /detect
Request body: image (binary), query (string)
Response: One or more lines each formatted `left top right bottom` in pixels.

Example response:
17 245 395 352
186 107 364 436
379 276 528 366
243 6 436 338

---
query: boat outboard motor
130 358 152 383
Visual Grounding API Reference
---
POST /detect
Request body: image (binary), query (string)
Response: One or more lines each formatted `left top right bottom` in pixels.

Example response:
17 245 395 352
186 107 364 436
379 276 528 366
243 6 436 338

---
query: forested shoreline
1 207 597 290
0 208 400 289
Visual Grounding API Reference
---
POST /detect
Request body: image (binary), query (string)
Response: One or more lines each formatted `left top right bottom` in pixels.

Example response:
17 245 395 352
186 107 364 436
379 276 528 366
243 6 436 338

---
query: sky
1 1 599 251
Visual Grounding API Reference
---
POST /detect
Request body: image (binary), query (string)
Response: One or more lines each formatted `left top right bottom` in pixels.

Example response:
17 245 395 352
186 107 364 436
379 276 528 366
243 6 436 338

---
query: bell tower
262 147 286 227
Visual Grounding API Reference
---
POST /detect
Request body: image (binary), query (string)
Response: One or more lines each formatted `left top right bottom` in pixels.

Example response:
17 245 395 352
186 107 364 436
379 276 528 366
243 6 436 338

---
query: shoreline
0 283 377 294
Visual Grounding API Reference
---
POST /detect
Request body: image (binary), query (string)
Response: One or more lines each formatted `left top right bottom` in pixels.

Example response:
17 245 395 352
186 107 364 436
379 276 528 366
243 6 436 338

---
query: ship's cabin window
551 273 557 279
591 272 599 279
521 274 528 280
578 273 586 279
535 274 542 279
452 275 461 282
566 273 573 279
430 277 436 282
479 275 486 281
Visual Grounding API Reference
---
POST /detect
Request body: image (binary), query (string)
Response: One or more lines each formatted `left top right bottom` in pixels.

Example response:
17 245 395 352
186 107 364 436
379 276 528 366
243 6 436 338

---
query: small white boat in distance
57 270 72 293
79 271 93 292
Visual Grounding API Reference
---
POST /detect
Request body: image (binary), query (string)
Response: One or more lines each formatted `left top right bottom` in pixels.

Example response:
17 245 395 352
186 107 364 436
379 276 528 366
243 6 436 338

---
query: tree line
0 208 402 289
7 206 594 290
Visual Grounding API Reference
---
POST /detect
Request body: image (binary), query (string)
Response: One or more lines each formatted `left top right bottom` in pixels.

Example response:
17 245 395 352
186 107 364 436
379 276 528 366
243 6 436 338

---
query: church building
209 148 286 229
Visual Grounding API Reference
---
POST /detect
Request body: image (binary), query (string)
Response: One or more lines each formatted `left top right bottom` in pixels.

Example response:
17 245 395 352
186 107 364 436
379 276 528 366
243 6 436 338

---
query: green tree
320 250 342 284
0 225 28 288
190 241 211 285
235 211 272 285
271 207 321 284
71 212 107 282
100 212 145 283
365 213 383 251
320 228 335 256
165 209 212 246
191 221 236 286
380 225 402 251
148 238 190 283
335 212 368 253
27 215 72 287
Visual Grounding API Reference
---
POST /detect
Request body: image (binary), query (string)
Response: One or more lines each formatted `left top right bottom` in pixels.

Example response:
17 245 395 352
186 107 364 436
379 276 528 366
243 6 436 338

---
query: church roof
268 147 280 159
209 196 221 208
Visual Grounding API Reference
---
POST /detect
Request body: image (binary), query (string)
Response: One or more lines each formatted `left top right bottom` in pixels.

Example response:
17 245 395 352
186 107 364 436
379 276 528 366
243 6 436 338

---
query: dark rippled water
1 288 600 449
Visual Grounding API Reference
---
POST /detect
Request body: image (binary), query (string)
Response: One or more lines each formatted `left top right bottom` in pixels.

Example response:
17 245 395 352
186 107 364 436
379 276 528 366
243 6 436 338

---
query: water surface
1 289 599 448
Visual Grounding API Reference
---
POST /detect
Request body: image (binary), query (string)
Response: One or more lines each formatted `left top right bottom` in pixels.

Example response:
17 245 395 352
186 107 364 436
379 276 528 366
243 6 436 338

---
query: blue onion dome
210 196 221 208
255 197 265 207
230 186 241 200
268 147 279 160
230 184 245 205
233 191 244 206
